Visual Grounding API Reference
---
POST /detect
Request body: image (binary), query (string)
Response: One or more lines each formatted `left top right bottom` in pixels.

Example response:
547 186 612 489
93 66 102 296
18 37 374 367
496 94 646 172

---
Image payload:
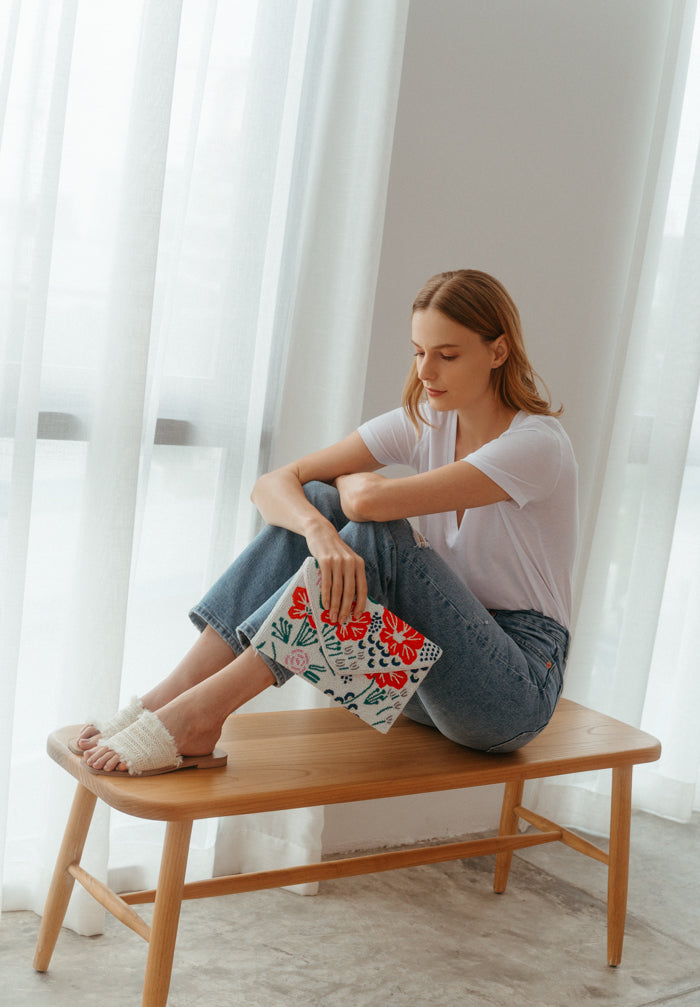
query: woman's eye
412 350 457 360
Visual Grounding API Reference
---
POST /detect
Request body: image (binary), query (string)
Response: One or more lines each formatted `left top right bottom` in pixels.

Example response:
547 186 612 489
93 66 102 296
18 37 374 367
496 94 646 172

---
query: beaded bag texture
252 557 442 733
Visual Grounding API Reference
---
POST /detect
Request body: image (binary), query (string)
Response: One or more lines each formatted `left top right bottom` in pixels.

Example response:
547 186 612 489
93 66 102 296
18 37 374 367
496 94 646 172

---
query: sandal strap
90 696 144 737
102 710 181 775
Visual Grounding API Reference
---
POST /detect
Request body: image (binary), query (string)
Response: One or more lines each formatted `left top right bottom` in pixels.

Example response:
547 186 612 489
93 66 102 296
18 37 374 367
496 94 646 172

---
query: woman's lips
425 388 446 398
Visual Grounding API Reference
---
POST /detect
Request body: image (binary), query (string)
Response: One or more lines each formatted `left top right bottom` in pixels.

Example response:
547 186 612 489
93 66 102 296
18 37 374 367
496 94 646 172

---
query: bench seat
33 698 661 1006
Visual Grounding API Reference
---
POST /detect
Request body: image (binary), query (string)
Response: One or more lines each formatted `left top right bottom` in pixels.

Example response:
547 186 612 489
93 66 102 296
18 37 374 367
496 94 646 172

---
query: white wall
323 0 681 854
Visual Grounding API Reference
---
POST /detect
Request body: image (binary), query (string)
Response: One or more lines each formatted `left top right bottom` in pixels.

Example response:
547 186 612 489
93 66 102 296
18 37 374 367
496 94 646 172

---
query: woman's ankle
140 629 237 712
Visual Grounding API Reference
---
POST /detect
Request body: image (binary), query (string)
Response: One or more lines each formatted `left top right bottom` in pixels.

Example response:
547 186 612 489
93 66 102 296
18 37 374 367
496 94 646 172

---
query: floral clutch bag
251 557 442 733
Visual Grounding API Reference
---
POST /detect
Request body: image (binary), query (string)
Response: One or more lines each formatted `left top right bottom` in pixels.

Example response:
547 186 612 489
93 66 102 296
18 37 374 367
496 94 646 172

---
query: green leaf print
270 618 293 645
293 619 318 648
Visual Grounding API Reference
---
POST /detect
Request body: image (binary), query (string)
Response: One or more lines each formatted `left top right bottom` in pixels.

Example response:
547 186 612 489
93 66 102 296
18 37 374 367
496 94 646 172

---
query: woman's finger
318 554 366 625
353 558 368 618
336 555 367 625
327 558 347 623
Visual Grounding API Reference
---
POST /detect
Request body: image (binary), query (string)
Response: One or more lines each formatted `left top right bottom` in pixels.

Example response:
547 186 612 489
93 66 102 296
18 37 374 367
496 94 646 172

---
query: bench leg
141 819 193 1007
493 780 524 893
33 783 98 972
607 765 632 966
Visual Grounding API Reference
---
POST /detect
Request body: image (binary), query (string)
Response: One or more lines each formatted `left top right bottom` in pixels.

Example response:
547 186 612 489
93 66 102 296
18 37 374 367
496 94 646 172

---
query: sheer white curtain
0 0 408 932
535 1 700 832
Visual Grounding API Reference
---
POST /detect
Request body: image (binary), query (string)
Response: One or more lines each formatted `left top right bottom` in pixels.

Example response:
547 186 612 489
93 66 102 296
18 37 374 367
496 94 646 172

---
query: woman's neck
454 402 517 457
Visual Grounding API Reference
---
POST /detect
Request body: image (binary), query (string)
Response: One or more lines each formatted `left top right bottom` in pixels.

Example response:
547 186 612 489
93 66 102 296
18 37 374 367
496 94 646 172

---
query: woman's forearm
251 465 368 622
250 431 380 535
251 466 333 537
250 433 381 622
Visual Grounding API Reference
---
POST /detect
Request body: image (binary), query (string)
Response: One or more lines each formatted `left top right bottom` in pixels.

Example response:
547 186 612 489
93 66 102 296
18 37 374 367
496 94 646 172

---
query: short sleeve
465 417 564 507
358 408 422 469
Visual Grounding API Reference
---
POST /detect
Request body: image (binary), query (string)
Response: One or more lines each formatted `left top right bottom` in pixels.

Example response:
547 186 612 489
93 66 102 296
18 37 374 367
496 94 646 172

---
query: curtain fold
1 0 80 909
209 0 409 895
264 0 411 468
69 0 183 748
634 74 700 821
0 0 409 931
535 0 700 832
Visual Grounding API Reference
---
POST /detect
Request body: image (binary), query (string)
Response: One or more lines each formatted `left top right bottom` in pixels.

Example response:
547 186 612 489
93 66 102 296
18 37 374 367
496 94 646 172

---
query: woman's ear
491 334 510 368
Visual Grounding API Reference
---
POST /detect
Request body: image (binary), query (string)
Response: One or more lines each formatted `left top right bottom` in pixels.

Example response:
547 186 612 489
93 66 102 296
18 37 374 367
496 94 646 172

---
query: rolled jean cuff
237 619 293 688
189 604 290 688
189 603 247 657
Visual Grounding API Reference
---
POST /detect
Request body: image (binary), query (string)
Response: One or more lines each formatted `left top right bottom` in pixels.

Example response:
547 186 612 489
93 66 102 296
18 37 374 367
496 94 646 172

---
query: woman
78 269 578 775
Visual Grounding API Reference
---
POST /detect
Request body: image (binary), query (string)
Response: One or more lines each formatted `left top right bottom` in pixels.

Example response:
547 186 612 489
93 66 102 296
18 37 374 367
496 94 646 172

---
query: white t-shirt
358 407 578 628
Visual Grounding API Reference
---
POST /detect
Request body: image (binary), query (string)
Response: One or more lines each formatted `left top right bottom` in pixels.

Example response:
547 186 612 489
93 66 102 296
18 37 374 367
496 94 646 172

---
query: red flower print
379 611 425 665
288 587 316 628
366 670 408 689
321 606 372 641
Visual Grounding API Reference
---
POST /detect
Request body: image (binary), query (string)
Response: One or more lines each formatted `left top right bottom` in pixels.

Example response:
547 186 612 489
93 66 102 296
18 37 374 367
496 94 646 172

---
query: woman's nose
417 355 435 381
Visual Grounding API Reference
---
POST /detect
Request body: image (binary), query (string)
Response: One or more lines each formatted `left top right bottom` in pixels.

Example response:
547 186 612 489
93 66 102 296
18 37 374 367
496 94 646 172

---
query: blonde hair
402 269 561 432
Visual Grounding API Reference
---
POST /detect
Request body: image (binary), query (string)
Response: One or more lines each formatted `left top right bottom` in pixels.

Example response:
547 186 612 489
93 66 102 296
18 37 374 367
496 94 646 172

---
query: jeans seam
398 545 522 681
399 546 493 629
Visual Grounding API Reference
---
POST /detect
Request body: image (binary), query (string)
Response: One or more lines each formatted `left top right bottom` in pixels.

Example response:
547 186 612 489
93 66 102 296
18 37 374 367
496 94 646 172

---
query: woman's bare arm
335 462 509 523
250 432 381 623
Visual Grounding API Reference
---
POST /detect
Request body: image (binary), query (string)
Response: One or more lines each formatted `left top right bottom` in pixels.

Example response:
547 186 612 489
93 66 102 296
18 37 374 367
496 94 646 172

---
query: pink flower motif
321 606 372 641
366 670 408 689
285 649 310 674
379 611 425 665
288 587 316 628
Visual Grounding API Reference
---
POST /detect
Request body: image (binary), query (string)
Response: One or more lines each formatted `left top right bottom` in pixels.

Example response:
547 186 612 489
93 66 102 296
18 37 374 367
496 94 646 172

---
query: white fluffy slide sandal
85 709 228 777
68 696 145 756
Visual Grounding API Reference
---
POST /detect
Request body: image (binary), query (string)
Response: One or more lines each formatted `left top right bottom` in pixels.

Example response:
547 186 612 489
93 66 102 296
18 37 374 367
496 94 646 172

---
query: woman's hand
250 431 381 623
335 471 384 522
304 517 367 625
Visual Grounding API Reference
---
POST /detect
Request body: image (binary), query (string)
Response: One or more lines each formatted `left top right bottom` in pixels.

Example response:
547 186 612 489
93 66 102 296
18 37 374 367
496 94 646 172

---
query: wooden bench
33 699 661 1006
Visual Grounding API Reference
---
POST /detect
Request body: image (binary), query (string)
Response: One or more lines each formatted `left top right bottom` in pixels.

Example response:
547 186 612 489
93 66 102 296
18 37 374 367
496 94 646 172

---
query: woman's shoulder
506 413 578 488
470 411 577 504
509 411 575 451
492 412 577 477
510 410 565 432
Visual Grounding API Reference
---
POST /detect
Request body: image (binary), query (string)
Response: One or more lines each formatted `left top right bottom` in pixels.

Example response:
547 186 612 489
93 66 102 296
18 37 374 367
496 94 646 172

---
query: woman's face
411 308 507 415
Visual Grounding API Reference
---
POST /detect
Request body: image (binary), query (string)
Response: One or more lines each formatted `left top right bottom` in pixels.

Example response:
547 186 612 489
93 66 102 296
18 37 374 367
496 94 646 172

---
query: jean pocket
507 630 552 669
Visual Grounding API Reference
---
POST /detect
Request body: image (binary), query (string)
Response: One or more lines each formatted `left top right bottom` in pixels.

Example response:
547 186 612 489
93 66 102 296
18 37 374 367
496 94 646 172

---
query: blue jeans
190 482 568 753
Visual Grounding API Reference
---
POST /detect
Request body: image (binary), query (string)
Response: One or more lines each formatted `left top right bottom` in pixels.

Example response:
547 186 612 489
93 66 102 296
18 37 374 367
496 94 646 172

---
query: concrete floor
2 811 699 1007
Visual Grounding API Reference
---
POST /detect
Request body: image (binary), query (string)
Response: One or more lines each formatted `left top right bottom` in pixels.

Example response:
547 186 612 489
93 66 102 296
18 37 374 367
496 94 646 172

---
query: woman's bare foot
75 695 146 751
76 725 103 751
83 649 275 774
84 698 222 774
76 627 236 755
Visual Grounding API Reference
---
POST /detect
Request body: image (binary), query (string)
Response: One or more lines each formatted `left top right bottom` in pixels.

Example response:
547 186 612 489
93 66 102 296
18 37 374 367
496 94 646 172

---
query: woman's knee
302 480 344 517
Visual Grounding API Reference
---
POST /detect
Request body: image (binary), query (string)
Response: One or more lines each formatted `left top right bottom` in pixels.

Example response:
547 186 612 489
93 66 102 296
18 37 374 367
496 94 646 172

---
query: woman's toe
85 745 122 772
77 725 101 748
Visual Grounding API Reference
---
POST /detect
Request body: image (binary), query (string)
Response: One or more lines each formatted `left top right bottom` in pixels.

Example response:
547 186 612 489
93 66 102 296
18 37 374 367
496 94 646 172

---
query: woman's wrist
300 510 336 543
